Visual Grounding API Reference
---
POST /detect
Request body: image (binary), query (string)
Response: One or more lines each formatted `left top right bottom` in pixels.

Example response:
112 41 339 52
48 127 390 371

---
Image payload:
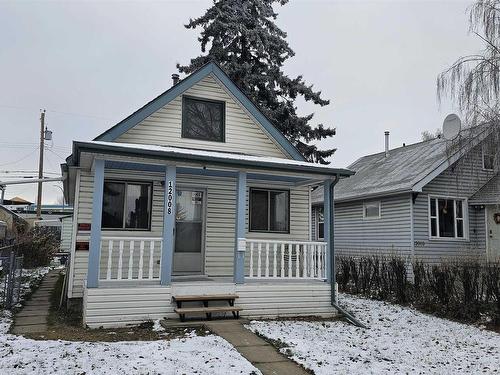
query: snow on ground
0 312 260 375
248 293 500 375
0 266 50 307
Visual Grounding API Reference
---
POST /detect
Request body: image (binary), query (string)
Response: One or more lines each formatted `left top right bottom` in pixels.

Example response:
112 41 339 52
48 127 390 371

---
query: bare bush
336 254 500 327
13 227 60 268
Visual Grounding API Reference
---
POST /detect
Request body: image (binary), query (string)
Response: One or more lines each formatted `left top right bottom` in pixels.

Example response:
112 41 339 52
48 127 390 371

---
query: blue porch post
234 171 247 284
87 159 104 288
161 165 176 285
323 180 332 283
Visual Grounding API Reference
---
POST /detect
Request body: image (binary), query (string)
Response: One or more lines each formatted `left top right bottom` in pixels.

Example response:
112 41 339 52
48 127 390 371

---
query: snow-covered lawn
0 311 260 374
0 266 51 307
248 294 500 374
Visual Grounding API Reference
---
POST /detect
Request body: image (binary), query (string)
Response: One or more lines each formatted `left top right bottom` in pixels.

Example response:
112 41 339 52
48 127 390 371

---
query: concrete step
15 316 47 325
11 324 47 334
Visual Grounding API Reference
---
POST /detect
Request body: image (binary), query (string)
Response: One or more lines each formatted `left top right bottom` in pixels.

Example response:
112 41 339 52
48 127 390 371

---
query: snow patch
248 293 500 374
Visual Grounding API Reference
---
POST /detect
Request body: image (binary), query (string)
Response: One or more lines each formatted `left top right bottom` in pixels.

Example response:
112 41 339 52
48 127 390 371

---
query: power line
0 104 113 121
45 147 67 161
0 147 39 167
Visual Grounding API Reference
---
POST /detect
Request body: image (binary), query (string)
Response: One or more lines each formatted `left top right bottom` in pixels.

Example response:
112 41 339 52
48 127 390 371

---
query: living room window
102 181 152 230
429 197 467 239
249 188 290 233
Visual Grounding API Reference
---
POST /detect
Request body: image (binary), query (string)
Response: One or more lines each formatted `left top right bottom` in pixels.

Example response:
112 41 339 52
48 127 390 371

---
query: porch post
234 171 247 284
161 165 176 285
323 180 332 283
87 159 104 288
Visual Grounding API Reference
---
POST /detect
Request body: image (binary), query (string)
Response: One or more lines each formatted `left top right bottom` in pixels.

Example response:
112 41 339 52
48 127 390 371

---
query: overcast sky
0 0 483 204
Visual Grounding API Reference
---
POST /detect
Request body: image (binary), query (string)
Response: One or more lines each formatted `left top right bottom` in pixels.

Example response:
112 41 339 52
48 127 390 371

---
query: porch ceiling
72 140 353 180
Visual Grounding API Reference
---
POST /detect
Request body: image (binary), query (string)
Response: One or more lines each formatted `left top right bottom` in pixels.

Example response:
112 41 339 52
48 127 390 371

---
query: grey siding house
312 129 499 263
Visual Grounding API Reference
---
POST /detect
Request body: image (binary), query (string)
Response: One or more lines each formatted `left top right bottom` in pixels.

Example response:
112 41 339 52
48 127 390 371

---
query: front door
173 189 205 274
487 205 500 261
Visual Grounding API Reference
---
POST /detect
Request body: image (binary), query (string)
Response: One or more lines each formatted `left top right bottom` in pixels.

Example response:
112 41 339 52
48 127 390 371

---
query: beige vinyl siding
413 144 493 263
116 75 287 158
84 286 175 328
60 216 73 252
70 169 311 298
83 282 334 328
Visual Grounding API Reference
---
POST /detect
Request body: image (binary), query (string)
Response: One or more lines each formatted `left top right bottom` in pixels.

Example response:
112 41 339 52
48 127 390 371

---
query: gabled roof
312 126 489 203
94 62 305 161
470 175 500 205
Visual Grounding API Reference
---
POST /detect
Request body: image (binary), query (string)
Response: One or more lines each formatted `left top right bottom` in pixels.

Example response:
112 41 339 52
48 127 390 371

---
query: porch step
174 306 243 314
174 306 243 321
172 294 241 321
172 294 239 303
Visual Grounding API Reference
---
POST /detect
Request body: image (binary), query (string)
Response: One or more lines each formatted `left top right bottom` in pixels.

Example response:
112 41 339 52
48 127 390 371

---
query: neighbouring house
61 62 353 328
311 128 500 264
0 205 28 246
59 215 73 253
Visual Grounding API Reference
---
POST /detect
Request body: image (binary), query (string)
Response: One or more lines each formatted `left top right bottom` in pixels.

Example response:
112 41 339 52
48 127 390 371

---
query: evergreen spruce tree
177 0 336 163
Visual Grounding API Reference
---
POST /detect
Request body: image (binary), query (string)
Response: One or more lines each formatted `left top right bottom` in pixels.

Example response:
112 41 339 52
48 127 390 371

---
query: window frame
428 195 469 241
482 143 495 171
316 206 324 240
181 95 226 143
249 187 290 234
102 179 153 231
363 201 381 220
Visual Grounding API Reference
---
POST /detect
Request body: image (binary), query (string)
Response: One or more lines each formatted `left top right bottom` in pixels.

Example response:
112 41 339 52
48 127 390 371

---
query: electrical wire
0 147 39 167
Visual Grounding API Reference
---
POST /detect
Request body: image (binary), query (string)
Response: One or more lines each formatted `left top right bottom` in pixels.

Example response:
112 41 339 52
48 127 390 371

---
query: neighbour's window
250 188 289 233
363 201 381 219
317 207 324 240
102 181 152 230
429 197 466 239
482 143 495 170
182 96 225 142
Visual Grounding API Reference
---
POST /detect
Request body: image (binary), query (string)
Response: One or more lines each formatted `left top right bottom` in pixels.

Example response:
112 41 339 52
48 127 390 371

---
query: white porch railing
100 237 163 281
246 239 327 280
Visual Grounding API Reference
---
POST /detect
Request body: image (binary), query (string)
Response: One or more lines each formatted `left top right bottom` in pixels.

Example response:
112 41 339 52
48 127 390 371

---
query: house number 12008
167 181 174 215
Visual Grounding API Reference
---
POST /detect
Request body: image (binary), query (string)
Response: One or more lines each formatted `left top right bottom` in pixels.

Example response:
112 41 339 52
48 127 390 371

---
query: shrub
13 227 60 268
336 254 500 327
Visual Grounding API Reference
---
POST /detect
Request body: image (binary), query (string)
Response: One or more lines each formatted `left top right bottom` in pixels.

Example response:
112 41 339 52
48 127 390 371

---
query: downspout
329 174 369 329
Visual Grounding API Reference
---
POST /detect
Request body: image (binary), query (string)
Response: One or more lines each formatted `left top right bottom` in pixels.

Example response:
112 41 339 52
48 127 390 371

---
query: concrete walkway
11 269 60 335
205 320 309 375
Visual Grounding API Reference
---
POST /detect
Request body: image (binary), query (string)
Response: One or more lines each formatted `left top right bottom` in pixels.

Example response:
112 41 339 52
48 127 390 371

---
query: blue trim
160 165 176 285
75 142 353 177
234 171 246 284
104 160 312 182
87 159 104 288
323 181 332 283
94 62 305 161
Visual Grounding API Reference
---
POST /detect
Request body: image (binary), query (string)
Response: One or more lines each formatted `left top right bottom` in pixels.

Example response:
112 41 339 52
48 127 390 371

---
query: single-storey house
61 62 353 328
312 128 499 264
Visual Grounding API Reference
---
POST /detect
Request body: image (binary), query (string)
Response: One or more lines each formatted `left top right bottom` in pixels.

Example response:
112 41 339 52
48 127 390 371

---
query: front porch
71 141 351 327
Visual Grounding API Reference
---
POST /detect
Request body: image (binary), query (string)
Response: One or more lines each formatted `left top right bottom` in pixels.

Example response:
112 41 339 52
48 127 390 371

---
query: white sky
0 0 483 204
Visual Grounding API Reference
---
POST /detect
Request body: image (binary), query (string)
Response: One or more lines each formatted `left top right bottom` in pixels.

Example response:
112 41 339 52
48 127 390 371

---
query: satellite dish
442 114 461 140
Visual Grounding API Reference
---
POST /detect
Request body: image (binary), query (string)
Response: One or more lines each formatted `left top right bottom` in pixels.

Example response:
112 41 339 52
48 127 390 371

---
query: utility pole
36 109 46 219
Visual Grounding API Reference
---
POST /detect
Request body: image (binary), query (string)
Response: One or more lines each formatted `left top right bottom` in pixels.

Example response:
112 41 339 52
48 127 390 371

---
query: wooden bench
172 294 240 321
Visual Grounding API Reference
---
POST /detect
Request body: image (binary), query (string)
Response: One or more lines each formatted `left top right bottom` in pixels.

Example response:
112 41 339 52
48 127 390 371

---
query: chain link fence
0 246 24 309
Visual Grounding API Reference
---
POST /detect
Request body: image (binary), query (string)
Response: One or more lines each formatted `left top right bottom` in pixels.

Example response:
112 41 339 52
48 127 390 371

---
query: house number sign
167 181 174 215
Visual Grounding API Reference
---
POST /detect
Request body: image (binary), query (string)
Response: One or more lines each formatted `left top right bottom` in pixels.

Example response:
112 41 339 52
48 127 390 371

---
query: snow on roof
470 175 500 205
75 141 353 176
312 137 452 203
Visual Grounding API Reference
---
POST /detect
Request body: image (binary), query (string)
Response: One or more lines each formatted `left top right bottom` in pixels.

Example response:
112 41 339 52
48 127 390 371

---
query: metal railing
0 246 24 308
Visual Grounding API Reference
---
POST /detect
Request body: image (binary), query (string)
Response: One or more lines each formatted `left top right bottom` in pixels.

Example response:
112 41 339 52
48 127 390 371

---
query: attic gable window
482 143 495 170
182 96 225 142
429 197 467 239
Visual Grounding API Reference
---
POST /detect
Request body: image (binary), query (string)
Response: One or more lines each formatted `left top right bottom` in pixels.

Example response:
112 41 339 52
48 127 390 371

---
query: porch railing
101 237 163 281
246 239 327 280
